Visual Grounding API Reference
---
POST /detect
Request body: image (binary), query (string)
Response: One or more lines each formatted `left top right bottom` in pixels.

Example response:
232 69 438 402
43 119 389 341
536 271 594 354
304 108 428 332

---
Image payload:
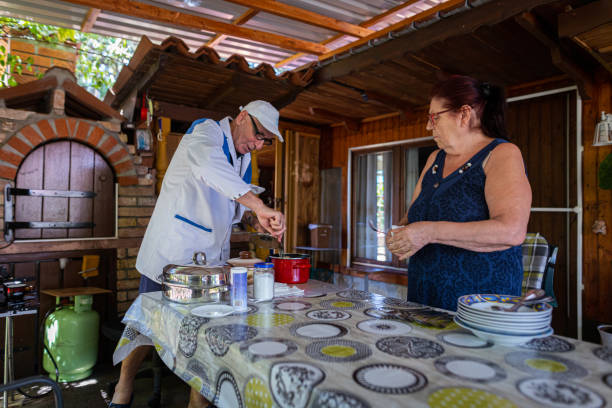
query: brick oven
0 67 156 377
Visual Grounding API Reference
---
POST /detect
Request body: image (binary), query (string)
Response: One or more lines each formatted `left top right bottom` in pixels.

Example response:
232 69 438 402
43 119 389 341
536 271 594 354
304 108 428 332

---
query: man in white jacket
110 100 286 408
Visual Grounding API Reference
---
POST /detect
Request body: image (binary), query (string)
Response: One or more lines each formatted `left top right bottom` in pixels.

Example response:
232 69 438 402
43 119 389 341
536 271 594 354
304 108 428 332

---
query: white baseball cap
240 100 284 143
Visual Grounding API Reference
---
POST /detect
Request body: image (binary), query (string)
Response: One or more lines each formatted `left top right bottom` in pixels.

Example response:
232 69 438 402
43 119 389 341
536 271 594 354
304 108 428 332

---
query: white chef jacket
136 117 260 282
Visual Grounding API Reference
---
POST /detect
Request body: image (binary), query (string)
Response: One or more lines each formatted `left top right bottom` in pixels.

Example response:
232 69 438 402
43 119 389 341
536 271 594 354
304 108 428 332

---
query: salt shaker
253 262 275 301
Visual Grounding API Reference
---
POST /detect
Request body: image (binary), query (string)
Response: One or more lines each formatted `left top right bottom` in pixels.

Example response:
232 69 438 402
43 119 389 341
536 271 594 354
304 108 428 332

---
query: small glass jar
253 262 275 301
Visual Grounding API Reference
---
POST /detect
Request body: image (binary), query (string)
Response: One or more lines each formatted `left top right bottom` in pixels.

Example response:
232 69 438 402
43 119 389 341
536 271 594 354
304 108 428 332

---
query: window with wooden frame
351 141 436 269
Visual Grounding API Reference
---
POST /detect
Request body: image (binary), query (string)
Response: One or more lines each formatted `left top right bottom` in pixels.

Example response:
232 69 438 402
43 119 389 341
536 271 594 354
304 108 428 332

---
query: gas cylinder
43 295 100 382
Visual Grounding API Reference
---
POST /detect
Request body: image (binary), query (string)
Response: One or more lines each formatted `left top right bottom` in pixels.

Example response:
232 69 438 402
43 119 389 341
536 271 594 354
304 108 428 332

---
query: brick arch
0 118 137 185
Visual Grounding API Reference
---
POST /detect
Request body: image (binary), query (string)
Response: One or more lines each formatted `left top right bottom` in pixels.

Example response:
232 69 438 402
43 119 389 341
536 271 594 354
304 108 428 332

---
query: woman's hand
385 222 433 260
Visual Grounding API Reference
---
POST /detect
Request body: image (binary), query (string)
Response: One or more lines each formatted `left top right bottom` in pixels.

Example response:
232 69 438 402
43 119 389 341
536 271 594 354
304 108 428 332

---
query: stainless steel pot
161 251 230 303
162 264 227 288
162 281 229 304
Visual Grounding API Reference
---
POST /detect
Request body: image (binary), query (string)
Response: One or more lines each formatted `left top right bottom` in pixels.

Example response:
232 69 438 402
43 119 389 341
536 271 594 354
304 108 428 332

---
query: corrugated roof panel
245 12 336 43
217 37 293 58
0 0 85 29
150 0 245 22
96 12 215 42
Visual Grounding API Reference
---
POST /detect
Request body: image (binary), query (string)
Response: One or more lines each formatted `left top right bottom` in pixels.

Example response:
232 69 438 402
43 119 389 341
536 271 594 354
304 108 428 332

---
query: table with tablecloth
113 281 612 408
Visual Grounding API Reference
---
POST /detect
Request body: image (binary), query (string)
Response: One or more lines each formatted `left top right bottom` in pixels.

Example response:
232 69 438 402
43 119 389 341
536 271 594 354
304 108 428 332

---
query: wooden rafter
558 0 612 38
276 0 421 68
81 8 100 32
207 9 259 48
222 0 373 38
311 0 560 86
318 0 465 62
61 0 328 55
515 12 593 99
309 106 360 131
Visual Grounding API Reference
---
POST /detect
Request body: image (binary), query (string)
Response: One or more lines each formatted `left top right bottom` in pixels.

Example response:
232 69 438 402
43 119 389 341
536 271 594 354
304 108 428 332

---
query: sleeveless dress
407 138 522 311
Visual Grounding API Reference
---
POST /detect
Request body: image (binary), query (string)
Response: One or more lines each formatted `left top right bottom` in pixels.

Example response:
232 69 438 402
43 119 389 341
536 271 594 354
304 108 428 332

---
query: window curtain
354 151 393 261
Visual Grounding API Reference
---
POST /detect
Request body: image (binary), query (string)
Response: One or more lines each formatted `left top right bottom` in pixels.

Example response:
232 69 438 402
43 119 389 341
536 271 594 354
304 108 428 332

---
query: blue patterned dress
407 138 522 311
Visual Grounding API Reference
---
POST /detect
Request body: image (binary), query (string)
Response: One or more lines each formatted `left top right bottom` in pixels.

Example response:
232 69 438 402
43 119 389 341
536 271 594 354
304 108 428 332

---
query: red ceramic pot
270 253 311 284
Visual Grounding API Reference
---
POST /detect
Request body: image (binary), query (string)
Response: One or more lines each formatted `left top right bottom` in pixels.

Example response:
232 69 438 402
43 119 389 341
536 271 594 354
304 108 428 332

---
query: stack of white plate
454 294 553 346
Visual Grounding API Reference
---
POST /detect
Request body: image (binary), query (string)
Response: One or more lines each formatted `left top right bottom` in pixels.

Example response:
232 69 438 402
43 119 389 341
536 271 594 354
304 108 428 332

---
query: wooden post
155 117 170 194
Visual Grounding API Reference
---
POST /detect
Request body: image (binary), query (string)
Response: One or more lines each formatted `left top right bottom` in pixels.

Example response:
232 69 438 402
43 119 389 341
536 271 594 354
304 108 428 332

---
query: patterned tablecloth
114 281 612 408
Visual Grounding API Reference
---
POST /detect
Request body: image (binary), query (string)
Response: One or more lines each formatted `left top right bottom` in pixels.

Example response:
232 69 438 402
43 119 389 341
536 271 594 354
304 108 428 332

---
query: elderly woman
386 75 532 311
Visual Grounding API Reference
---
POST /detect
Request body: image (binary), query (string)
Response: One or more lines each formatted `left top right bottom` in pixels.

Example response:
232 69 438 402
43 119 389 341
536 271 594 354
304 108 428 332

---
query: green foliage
599 152 612 190
0 17 136 99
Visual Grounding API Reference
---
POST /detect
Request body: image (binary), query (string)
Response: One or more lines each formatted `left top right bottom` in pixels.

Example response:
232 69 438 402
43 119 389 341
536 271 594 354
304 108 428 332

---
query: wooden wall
583 78 612 339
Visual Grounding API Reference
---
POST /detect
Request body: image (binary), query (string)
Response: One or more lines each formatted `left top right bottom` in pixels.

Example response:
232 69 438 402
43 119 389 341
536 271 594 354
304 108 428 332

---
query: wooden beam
572 36 612 76
61 0 328 55
276 0 421 68
318 0 465 61
309 106 360 132
81 8 101 32
312 0 560 85
206 9 259 48
272 88 303 109
558 0 612 38
222 0 373 38
515 12 593 99
153 100 227 122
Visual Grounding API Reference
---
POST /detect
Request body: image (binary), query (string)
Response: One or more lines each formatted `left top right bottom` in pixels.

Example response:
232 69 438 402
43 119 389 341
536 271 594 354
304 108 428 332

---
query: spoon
490 289 546 312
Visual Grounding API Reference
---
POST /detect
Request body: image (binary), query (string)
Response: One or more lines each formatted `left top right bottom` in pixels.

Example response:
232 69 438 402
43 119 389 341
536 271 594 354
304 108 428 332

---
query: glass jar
253 262 275 301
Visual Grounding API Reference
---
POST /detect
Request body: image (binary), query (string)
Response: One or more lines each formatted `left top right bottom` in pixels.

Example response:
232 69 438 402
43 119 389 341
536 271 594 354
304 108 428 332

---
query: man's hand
242 211 266 233
237 192 286 241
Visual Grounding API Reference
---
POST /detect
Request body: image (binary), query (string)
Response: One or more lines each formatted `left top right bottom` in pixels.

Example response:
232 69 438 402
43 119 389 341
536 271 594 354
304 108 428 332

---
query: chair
521 233 558 306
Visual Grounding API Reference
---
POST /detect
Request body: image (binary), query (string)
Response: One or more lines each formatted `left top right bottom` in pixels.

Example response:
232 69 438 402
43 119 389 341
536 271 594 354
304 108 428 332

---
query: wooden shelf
41 287 112 297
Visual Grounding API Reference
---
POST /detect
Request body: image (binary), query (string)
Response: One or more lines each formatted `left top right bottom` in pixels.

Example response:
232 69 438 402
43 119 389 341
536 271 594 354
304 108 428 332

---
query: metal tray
162 281 229 304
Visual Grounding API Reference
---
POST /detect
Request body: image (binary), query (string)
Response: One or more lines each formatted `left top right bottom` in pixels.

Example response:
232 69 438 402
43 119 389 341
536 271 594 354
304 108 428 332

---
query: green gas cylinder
43 295 100 382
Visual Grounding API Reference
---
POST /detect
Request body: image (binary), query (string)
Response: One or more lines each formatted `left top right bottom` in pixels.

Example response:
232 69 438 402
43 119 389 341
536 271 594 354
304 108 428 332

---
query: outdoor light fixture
593 111 612 146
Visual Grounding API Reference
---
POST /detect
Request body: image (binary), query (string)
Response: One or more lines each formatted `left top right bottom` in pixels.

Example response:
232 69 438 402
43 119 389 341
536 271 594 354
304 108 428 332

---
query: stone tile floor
2 362 192 408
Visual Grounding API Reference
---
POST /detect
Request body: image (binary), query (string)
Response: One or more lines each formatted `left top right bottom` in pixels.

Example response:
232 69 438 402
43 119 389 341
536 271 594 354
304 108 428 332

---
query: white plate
454 316 553 346
457 311 551 331
191 304 235 318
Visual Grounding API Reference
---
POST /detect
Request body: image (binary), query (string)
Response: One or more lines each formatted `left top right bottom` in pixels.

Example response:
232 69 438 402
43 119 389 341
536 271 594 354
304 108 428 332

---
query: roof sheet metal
0 0 450 68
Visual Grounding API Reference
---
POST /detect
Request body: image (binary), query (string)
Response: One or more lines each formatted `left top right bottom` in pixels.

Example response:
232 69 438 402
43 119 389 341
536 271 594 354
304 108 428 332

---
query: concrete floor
3 361 193 408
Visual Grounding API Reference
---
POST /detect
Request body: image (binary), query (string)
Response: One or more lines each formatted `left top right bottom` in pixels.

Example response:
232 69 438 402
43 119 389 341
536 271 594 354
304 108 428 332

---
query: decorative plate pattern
178 315 210 358
428 387 517 408
603 373 612 389
274 300 312 311
593 346 612 363
517 378 605 408
320 299 366 310
239 337 298 362
434 356 506 383
306 339 372 363
353 363 427 394
521 336 575 352
205 324 258 357
363 307 420 322
290 322 348 339
376 336 444 359
436 330 493 349
244 376 274 408
270 362 325 408
357 319 412 336
336 289 376 301
246 313 295 328
505 351 588 380
311 389 370 408
383 298 424 308
186 360 210 384
306 309 352 321
214 370 244 408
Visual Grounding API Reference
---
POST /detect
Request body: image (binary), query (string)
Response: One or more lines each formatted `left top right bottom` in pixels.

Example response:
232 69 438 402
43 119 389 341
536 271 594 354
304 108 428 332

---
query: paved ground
3 361 193 408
